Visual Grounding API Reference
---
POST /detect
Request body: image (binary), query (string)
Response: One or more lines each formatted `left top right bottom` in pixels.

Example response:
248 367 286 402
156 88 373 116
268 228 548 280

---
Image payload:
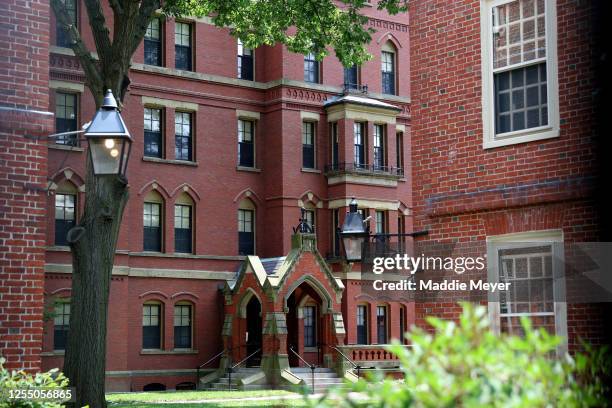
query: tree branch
82 0 113 62
108 0 123 15
51 0 103 100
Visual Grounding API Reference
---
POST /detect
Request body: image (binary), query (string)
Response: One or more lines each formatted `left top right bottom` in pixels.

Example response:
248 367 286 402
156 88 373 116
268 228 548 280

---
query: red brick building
0 0 607 393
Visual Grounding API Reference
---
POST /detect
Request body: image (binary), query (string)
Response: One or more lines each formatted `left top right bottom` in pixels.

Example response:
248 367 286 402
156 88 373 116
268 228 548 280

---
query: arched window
303 203 316 233
238 199 255 255
143 191 163 252
142 301 163 350
173 301 193 349
356 304 369 345
54 181 78 246
174 193 194 254
53 298 70 351
381 42 397 95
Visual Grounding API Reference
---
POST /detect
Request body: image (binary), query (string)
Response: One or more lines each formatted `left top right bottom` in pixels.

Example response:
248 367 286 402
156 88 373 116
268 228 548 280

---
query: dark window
55 193 76 246
354 122 365 168
302 122 315 169
238 120 254 167
144 18 162 66
175 382 196 391
303 306 316 347
304 53 320 83
142 304 161 349
344 65 359 89
238 209 254 255
174 304 192 349
399 305 406 344
396 132 404 175
373 124 385 170
330 123 339 166
143 202 162 252
55 92 78 146
56 0 77 48
494 64 548 134
381 51 396 95
143 383 166 392
237 40 254 80
332 209 339 257
53 302 70 351
357 305 368 345
175 22 192 71
398 214 406 253
144 108 162 158
174 204 192 253
375 211 386 234
377 305 387 344
175 112 192 161
303 209 315 232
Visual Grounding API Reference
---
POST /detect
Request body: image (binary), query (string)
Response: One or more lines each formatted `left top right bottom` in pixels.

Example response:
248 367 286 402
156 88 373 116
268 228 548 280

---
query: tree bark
63 155 128 408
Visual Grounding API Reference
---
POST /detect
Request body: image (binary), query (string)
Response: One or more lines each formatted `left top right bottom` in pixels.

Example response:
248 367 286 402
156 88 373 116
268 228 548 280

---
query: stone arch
283 275 334 314
49 167 85 191
237 287 263 319
138 290 169 300
377 32 403 49
171 183 201 201
233 188 262 205
138 179 171 199
298 191 322 208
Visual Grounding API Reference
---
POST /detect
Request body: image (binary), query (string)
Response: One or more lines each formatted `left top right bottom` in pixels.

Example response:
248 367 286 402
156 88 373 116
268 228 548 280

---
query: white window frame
480 0 559 149
486 229 567 354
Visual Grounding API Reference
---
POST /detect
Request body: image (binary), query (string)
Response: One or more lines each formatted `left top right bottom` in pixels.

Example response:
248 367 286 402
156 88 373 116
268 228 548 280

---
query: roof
260 256 287 275
323 94 401 111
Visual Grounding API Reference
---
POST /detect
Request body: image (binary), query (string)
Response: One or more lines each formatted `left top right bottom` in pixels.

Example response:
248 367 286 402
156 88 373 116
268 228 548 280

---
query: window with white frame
487 230 566 353
481 0 558 148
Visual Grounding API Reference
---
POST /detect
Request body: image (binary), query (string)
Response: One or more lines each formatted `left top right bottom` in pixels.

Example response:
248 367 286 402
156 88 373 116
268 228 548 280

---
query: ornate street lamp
339 198 369 262
84 90 132 176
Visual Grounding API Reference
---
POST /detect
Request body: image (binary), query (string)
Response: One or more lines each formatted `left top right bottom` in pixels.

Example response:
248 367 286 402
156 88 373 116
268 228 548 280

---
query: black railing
329 345 361 378
227 347 261 390
289 346 316 394
343 83 368 94
196 348 227 384
324 162 404 177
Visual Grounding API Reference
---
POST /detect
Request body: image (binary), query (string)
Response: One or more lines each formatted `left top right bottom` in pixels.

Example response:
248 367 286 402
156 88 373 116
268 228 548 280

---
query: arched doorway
245 295 262 367
286 281 324 367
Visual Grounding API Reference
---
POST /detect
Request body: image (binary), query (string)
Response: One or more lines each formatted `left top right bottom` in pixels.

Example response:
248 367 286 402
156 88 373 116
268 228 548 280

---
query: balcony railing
343 83 368 94
324 162 404 178
337 344 412 366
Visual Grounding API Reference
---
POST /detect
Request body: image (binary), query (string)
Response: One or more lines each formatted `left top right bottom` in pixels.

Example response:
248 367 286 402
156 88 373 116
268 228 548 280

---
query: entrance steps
205 367 267 391
288 367 346 393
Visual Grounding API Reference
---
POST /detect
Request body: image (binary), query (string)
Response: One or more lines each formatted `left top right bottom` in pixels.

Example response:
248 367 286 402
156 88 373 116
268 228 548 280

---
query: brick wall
408 0 607 347
0 0 51 371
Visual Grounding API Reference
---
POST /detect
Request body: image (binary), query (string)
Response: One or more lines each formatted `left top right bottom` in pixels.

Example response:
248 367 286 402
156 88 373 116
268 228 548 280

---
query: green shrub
311 303 611 408
0 357 69 408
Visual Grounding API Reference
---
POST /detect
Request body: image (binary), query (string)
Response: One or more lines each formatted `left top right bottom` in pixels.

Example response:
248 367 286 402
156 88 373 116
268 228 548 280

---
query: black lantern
339 198 369 262
84 90 132 176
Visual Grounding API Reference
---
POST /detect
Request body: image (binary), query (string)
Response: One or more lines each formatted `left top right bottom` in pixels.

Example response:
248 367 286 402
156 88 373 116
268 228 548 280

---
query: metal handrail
196 348 227 383
324 162 405 177
227 347 261 391
289 346 316 394
329 345 361 378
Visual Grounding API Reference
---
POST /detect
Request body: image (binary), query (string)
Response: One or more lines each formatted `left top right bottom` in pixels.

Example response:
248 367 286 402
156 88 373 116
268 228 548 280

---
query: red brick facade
0 0 51 371
0 0 606 392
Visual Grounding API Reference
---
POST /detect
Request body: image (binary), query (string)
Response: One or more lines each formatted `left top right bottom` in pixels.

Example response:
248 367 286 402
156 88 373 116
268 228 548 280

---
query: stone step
290 367 335 373
292 372 340 379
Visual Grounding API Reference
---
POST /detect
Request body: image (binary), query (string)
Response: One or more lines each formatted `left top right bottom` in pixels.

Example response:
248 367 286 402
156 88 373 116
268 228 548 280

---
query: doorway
245 296 262 367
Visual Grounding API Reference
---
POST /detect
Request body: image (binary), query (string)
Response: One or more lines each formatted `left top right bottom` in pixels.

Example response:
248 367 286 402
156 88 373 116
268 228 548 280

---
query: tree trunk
63 153 128 408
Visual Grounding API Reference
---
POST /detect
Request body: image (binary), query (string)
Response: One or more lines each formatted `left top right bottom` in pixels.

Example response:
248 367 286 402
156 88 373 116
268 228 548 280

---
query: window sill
141 349 199 355
301 168 321 174
236 166 261 173
48 144 84 152
483 127 559 149
41 351 65 356
304 347 318 352
143 157 198 166
46 245 70 252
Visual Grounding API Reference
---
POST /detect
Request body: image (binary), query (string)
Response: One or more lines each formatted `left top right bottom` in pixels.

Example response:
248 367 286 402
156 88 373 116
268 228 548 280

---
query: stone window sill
304 347 318 352
141 349 199 355
236 166 261 173
41 351 65 356
48 144 84 152
301 168 321 174
143 157 198 166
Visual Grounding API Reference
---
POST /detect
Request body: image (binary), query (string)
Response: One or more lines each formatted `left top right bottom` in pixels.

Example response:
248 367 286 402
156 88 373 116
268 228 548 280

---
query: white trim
49 80 84 93
300 111 320 121
236 109 261 120
480 0 560 149
141 96 199 111
486 229 567 355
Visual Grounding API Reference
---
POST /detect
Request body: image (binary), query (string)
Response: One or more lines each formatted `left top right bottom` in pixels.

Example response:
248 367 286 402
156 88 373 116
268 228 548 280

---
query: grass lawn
106 390 307 407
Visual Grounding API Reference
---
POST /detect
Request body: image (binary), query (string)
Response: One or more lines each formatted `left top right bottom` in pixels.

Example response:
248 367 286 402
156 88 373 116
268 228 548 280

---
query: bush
0 357 69 408
311 303 611 408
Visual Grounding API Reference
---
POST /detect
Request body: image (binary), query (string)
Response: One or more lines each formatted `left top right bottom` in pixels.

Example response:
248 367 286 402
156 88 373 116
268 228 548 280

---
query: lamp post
338 198 370 262
84 90 132 177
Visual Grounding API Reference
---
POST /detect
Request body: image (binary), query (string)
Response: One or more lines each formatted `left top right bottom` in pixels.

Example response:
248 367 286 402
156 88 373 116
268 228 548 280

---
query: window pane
55 92 78 145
